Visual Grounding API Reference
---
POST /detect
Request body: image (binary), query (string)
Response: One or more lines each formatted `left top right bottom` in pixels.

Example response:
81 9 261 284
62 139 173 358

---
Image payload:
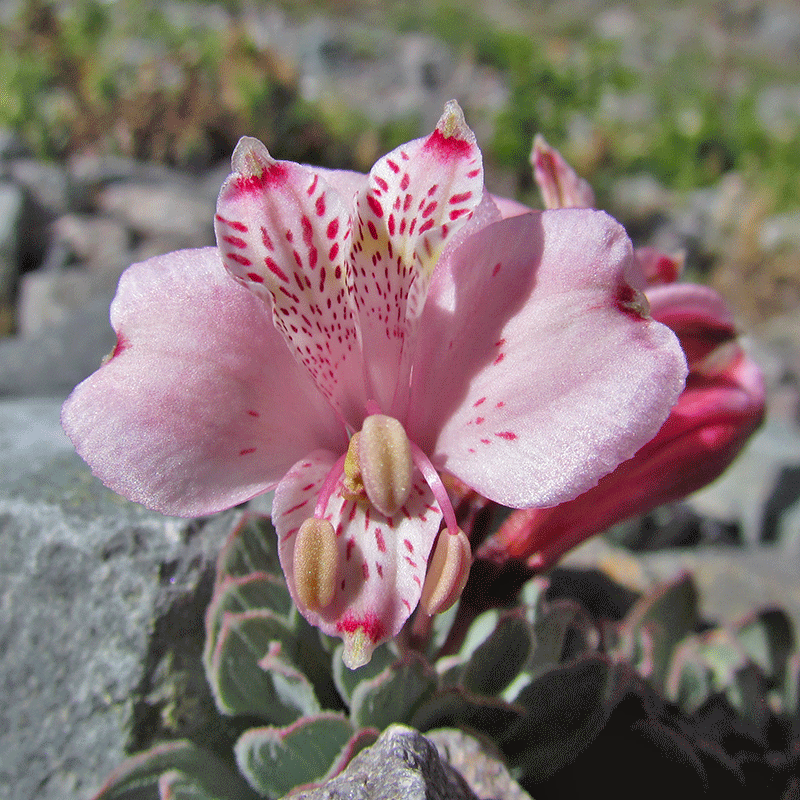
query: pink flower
61 103 686 666
475 137 765 572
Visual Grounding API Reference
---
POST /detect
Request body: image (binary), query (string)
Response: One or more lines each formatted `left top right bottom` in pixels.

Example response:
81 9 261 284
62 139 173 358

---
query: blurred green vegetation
1 0 798 210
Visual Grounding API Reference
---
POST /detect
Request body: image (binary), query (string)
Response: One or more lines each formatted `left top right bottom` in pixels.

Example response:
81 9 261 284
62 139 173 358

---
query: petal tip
426 100 477 158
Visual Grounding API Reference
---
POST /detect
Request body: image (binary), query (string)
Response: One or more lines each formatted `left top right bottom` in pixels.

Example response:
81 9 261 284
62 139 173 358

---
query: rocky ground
1 1 800 799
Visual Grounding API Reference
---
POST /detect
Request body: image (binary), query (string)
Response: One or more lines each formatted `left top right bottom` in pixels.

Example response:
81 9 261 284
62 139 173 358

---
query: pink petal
530 134 595 210
215 137 367 426
481 341 764 572
273 450 443 667
490 193 533 219
634 246 684 286
408 209 688 508
350 101 484 415
647 283 736 367
61 248 346 516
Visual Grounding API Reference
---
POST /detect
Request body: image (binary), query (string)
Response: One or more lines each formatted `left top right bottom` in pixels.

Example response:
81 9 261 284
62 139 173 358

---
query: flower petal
408 209 688 508
647 283 736 366
351 101 484 414
215 137 366 426
61 248 346 516
274 450 443 667
530 134 595 210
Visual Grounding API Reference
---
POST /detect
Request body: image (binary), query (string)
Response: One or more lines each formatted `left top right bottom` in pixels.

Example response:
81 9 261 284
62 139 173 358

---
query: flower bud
293 517 338 612
420 529 472 616
358 414 413 517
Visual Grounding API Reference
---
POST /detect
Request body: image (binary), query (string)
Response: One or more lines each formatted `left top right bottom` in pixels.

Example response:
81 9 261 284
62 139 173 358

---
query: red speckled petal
407 209 688 509
274 450 442 668
350 101 484 415
61 248 346 516
215 137 366 426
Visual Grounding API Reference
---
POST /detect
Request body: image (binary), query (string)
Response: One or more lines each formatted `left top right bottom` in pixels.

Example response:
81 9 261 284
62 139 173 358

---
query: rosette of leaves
92 513 800 799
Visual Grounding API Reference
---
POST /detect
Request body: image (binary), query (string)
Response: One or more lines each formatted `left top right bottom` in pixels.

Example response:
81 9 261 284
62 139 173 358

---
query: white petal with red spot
350 101 484 414
273 450 443 667
215 137 366 426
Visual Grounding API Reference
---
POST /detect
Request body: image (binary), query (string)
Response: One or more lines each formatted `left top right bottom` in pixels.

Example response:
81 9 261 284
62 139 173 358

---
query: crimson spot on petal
336 613 385 644
106 332 130 362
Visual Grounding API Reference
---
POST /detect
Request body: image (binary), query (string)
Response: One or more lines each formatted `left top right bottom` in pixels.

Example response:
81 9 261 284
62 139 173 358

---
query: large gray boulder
0 397 228 800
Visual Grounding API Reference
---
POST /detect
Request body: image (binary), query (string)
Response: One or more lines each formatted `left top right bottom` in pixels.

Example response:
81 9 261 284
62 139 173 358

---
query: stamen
359 415 413 517
293 517 338 611
409 441 459 535
314 452 348 518
419 528 472 616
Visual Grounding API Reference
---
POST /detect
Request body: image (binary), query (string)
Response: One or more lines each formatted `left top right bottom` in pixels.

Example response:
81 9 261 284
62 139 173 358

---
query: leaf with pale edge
216 514 283 583
350 654 438 730
90 740 257 800
209 609 320 721
234 714 354 798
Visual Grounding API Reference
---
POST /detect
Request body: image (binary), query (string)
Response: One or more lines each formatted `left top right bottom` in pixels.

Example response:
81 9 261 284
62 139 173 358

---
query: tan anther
358 415 413 518
343 431 365 497
420 529 472 616
293 518 338 612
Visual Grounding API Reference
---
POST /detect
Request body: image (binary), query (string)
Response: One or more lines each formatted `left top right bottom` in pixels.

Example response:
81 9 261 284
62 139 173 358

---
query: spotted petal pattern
351 101 484 415
273 450 442 668
215 138 365 426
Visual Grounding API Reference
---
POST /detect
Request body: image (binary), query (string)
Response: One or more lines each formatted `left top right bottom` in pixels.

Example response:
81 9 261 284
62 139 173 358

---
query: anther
419 529 472 616
358 414 413 517
293 518 338 612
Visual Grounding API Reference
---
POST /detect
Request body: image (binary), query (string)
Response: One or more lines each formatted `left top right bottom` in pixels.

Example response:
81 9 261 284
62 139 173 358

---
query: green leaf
500 655 618 781
215 514 283 583
781 652 800 716
332 640 399 706
289 609 346 712
734 609 794 685
666 635 715 712
234 714 355 798
410 686 524 739
461 610 533 697
529 600 598 675
91 740 257 800
350 654 438 730
204 573 293 673
208 610 320 722
618 574 699 691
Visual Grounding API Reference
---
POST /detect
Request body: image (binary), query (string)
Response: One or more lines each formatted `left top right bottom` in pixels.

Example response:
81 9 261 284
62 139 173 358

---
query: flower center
294 413 471 616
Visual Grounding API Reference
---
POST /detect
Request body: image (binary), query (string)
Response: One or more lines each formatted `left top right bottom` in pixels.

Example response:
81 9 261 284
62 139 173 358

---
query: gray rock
0 295 116 397
54 214 130 277
426 729 533 800
688 417 800 546
17 267 102 337
290 725 480 800
0 396 229 800
0 128 29 163
0 181 23 304
97 181 215 245
9 159 69 214
759 209 800 253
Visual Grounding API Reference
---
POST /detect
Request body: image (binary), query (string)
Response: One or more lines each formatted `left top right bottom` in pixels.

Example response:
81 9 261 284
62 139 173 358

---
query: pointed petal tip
438 100 473 141
426 100 477 157
341 630 375 669
231 136 274 176
529 133 549 166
